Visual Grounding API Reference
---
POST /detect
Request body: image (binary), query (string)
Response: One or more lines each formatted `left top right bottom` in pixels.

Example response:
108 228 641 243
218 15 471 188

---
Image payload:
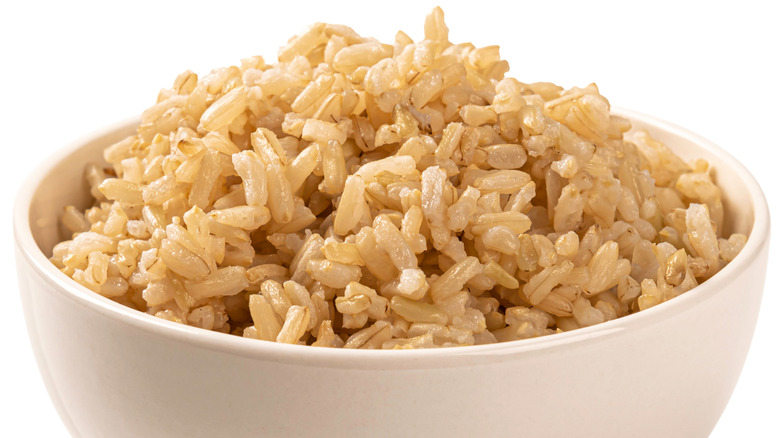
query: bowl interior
13 109 770 367
29 122 137 256
626 112 754 237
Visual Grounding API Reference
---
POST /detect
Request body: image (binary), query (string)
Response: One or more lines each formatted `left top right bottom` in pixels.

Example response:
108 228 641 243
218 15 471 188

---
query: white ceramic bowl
14 109 769 438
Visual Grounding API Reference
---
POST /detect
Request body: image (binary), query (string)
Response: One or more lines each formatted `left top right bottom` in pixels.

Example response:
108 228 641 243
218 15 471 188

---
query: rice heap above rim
49 7 747 349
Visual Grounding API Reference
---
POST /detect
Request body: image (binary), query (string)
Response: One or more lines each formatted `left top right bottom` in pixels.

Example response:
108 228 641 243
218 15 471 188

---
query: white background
1 1 777 436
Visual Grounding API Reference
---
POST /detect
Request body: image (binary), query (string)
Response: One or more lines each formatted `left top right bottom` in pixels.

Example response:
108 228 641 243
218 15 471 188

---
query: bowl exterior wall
16 237 768 438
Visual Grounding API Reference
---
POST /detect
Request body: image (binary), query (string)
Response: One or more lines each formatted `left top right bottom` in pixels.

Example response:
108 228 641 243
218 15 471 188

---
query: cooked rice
50 7 747 349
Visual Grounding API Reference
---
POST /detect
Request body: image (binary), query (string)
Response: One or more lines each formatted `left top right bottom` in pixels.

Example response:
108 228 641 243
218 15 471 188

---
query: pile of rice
50 8 747 349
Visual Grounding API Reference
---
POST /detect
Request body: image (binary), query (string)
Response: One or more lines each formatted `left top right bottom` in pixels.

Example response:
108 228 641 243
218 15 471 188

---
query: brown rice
50 7 747 349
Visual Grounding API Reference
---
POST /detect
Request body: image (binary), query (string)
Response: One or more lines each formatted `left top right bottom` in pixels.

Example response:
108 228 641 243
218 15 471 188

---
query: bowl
14 108 769 438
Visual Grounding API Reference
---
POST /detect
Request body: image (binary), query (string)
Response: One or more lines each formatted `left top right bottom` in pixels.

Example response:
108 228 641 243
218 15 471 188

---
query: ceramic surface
14 110 770 438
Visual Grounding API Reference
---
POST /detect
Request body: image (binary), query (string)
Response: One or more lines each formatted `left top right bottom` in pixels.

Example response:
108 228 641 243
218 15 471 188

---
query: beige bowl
14 109 769 438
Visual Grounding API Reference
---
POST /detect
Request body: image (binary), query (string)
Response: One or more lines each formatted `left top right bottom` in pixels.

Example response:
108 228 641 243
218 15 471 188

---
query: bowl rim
13 108 771 369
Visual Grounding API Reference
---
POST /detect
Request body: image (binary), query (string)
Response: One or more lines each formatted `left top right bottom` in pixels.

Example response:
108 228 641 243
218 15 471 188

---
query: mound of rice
50 7 747 349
